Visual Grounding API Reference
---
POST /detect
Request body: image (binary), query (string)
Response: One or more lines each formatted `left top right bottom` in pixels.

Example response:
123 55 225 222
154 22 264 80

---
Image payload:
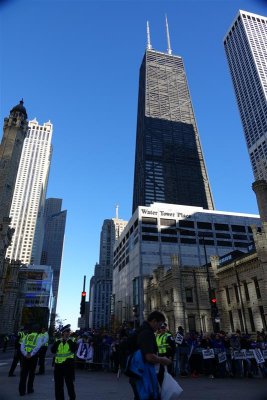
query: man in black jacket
51 324 78 400
130 311 171 400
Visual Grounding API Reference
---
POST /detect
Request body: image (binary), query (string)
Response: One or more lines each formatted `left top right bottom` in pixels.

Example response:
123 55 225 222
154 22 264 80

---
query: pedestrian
128 310 172 400
156 322 176 374
19 324 42 396
200 333 215 378
8 327 26 377
187 332 202 378
36 327 49 375
3 334 9 352
110 334 121 373
51 324 78 400
175 326 189 377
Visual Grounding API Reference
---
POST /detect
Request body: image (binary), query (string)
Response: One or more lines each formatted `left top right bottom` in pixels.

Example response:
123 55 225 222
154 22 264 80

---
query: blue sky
1 0 266 329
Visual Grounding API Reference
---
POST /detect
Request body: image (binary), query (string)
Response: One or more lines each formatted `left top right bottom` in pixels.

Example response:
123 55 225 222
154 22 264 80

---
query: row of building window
142 217 253 233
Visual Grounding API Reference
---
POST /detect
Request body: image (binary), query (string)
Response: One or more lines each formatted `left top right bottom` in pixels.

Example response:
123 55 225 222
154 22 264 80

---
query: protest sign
202 349 215 359
253 349 265 364
217 352 227 363
175 333 184 345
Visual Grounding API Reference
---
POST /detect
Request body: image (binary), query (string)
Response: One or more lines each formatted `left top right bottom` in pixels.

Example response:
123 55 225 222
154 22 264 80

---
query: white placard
245 350 254 360
175 333 184 345
253 349 265 364
202 349 215 359
217 351 227 363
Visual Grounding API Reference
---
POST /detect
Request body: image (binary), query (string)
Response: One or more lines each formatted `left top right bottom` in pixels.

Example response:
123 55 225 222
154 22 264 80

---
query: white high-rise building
224 10 267 181
6 119 53 264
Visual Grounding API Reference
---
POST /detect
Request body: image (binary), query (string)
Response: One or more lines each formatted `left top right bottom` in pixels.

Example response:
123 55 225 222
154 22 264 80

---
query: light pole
198 233 217 333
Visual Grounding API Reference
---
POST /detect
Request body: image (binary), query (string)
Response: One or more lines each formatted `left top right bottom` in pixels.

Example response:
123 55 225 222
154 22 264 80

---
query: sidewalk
0 352 266 400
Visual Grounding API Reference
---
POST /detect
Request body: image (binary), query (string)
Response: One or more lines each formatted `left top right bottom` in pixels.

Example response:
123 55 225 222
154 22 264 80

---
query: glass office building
224 10 267 181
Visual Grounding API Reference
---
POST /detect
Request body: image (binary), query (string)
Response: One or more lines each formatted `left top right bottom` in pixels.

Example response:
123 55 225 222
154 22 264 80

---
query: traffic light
80 291 86 316
211 297 219 319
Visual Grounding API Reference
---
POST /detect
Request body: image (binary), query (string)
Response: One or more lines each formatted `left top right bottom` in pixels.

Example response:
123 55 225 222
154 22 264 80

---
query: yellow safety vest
55 341 74 364
24 333 38 353
18 331 25 344
156 333 171 354
39 332 49 346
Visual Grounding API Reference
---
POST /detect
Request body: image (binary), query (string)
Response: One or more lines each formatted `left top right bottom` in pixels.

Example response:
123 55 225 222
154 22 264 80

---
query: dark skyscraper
40 198 67 317
132 21 214 213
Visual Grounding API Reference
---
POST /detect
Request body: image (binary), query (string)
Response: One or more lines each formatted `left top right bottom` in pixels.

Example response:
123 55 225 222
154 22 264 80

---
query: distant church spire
146 21 152 50
165 15 172 55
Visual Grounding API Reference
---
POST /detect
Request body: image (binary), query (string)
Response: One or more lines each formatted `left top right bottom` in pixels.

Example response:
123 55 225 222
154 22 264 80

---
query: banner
245 350 254 360
253 349 265 364
233 350 245 360
202 349 215 359
217 352 227 364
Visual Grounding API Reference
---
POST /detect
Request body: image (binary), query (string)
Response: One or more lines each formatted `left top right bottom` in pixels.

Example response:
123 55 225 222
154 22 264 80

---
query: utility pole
200 234 217 333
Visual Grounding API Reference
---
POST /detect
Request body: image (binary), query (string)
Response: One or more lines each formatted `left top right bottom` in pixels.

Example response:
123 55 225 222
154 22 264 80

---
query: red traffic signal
211 298 217 304
82 291 86 297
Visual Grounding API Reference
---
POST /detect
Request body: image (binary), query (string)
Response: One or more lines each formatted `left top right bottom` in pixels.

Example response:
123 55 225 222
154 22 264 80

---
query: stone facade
0 101 28 334
144 255 216 333
144 225 267 334
211 223 267 334
0 260 28 334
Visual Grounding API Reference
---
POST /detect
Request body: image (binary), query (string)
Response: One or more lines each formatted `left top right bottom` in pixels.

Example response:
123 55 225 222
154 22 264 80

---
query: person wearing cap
19 324 42 396
175 326 189 377
51 324 78 400
156 322 176 375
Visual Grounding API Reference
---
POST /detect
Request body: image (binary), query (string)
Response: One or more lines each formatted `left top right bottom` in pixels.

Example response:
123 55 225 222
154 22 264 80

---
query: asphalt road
0 349 266 400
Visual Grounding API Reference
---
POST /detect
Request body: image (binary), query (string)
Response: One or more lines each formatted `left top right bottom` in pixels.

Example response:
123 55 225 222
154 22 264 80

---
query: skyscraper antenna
115 204 119 219
147 21 152 50
165 14 172 55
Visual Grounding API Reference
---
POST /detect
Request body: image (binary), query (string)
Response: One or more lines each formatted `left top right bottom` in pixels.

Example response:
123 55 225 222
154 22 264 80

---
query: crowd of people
73 323 267 380
174 327 267 379
4 318 267 398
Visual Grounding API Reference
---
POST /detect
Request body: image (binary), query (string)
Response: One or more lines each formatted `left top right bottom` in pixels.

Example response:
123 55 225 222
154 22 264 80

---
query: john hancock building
132 21 214 214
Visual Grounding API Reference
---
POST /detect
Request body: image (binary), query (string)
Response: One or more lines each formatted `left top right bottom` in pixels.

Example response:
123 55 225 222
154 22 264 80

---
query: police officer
8 327 26 377
36 327 49 375
51 324 77 400
19 324 42 396
156 322 176 374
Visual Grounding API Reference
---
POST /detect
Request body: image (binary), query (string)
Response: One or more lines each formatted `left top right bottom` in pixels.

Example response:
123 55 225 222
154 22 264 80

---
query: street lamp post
199 234 217 333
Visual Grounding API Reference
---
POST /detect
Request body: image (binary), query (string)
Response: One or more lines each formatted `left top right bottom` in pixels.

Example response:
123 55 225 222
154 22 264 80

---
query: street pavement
0 349 267 400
